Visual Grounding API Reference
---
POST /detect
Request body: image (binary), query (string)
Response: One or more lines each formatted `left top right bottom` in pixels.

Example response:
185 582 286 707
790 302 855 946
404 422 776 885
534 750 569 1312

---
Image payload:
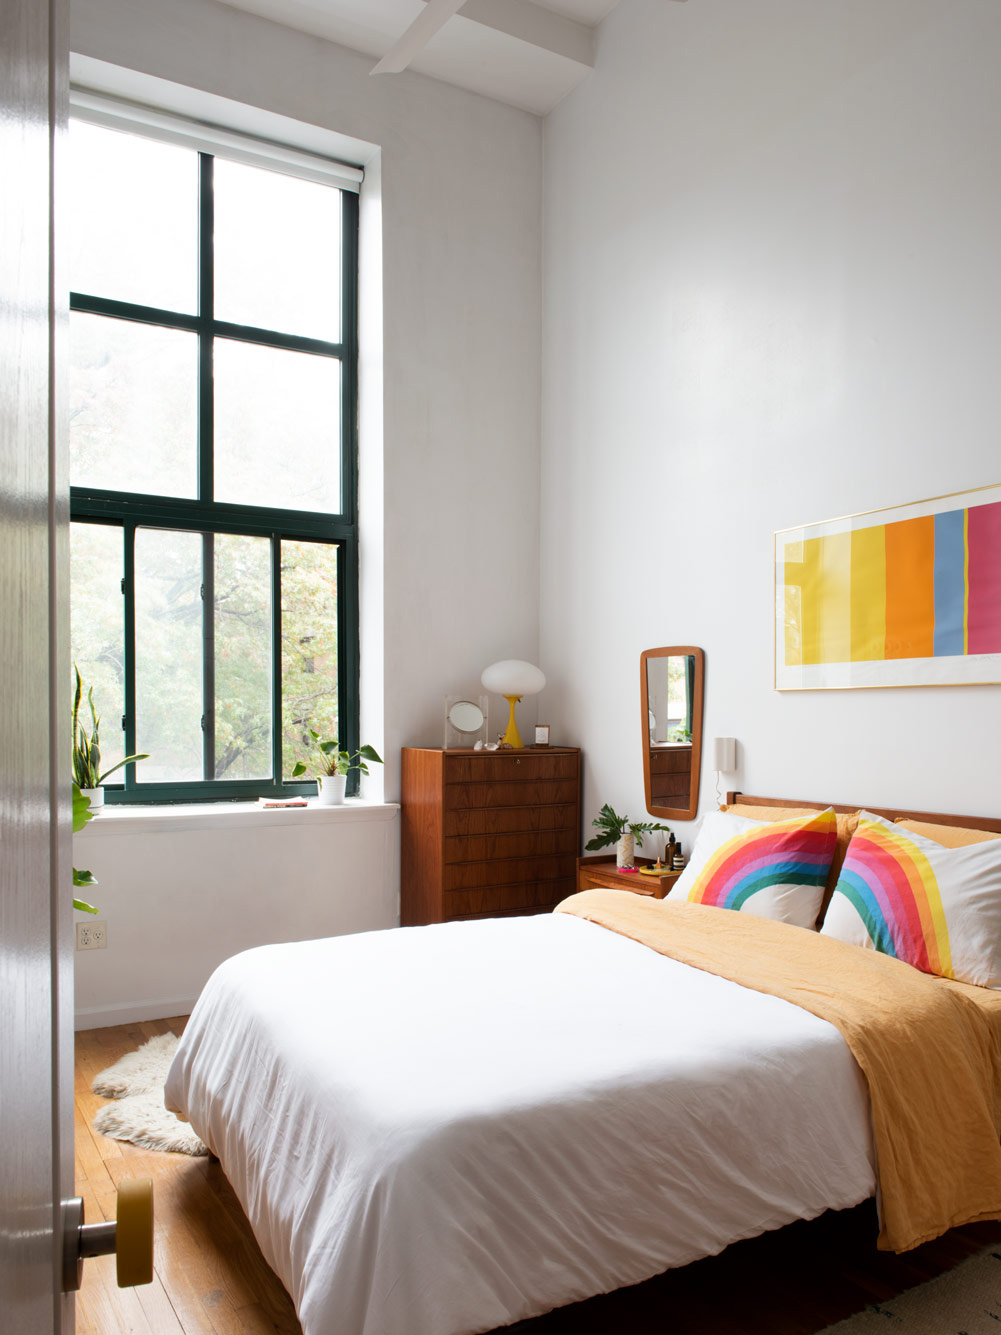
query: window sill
76 799 400 837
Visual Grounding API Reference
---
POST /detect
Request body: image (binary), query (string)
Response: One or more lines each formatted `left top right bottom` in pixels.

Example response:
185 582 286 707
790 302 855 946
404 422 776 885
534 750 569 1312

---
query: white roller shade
70 88 363 193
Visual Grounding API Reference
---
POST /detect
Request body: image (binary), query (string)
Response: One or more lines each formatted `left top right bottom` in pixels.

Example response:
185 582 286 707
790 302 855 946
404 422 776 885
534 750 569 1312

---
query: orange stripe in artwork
884 515 935 660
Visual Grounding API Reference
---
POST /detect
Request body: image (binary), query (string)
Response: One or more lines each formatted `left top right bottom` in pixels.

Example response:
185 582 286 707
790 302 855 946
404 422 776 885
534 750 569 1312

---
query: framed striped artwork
774 484 1001 689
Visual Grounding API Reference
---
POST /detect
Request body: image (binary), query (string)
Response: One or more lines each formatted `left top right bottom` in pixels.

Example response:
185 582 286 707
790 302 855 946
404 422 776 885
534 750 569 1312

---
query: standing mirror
640 646 705 820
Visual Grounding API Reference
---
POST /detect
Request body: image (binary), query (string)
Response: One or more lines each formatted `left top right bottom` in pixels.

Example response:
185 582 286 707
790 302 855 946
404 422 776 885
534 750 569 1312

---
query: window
69 107 360 801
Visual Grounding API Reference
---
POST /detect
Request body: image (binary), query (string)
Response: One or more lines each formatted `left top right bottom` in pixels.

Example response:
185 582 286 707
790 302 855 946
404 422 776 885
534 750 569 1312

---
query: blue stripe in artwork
934 508 966 657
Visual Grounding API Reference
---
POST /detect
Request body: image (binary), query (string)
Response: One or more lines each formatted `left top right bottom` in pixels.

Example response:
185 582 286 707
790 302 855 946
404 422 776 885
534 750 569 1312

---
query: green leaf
358 745 383 765
73 867 97 887
584 832 616 851
73 896 98 915
291 761 307 777
96 753 149 784
72 783 94 834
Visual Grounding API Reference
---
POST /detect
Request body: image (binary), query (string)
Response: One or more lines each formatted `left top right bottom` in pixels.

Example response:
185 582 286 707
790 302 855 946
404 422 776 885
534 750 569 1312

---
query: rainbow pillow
821 812 1001 987
666 808 838 929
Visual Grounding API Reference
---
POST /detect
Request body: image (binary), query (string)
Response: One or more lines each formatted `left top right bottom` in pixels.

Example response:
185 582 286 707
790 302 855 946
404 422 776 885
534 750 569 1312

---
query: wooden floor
78 1018 1001 1335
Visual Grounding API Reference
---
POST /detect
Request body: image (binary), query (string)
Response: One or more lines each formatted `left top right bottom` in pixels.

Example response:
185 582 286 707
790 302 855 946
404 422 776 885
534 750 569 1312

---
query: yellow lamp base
501 695 524 749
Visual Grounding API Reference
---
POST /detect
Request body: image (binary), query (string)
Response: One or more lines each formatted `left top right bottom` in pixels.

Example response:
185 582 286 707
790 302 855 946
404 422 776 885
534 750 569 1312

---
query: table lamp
480 660 546 749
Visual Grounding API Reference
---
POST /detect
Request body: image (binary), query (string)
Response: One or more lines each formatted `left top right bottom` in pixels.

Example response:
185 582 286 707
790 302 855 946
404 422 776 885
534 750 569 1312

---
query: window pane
214 158 341 342
282 541 338 780
69 119 197 313
135 529 203 782
214 339 341 512
214 534 272 780
70 523 125 780
70 313 198 497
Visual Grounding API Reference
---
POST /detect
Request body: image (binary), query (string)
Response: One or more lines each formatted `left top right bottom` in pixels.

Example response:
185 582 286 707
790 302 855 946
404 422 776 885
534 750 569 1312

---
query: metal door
1 0 74 1328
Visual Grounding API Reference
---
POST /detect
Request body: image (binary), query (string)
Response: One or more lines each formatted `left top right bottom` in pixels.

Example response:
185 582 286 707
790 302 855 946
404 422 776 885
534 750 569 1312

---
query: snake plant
72 665 148 788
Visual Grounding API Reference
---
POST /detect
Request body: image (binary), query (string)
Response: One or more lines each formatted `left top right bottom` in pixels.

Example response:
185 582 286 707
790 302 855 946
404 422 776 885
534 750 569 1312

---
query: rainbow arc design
832 821 953 977
687 810 837 911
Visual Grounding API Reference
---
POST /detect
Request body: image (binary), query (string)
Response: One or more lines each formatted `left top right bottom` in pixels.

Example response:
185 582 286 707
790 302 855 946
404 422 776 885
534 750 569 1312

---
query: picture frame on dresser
400 747 582 925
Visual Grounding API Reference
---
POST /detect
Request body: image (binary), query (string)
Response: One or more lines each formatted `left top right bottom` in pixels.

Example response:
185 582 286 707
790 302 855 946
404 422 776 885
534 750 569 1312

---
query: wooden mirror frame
640 646 705 821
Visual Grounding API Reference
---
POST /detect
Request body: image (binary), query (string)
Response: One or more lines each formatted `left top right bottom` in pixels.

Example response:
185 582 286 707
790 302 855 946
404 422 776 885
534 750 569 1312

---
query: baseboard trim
75 996 198 1031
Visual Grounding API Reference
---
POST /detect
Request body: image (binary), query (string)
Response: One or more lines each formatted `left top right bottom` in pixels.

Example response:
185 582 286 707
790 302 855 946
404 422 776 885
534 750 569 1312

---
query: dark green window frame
70 141 360 803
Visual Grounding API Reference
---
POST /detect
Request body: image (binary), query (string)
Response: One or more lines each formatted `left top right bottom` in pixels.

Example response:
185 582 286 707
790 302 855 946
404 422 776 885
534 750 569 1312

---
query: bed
164 793 1001 1335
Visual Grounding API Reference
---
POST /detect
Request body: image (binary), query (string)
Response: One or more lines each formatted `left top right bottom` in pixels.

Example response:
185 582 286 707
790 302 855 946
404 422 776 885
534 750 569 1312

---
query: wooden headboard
727 792 1001 835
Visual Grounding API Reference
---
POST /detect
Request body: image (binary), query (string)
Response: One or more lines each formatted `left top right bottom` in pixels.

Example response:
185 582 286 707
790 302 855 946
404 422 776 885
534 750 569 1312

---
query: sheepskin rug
92 1032 207 1156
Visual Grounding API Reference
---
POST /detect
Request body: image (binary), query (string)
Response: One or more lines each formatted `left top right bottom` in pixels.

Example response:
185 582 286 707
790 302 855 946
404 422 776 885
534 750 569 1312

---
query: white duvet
165 911 876 1335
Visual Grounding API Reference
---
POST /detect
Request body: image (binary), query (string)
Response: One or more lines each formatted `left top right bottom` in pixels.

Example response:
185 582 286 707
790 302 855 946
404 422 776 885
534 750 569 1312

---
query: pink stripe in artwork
967 500 1001 656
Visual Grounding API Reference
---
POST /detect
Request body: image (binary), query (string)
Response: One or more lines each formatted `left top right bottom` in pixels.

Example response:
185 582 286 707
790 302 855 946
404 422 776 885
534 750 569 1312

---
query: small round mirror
448 700 485 733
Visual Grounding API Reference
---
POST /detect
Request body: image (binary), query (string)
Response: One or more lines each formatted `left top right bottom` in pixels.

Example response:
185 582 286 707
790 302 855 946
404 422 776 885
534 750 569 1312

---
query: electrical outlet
76 920 108 951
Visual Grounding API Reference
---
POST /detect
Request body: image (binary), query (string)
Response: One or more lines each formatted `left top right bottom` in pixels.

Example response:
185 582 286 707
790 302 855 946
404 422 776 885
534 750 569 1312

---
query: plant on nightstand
72 666 149 809
291 731 383 806
585 804 672 870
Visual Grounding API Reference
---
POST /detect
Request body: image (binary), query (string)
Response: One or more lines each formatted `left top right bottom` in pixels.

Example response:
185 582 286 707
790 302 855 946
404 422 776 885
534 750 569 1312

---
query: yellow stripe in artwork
850 523 887 661
783 540 804 667
798 533 851 665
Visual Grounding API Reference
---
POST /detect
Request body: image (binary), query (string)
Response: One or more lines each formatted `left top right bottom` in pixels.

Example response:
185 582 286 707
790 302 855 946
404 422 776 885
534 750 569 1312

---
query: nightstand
576 854 682 899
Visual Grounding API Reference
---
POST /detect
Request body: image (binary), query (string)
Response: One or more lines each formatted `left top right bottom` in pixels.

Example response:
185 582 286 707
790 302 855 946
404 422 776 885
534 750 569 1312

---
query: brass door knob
62 1176 154 1291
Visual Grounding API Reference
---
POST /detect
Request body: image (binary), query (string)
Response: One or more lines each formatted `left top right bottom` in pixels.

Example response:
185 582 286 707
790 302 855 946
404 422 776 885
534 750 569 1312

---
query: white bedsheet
165 911 876 1335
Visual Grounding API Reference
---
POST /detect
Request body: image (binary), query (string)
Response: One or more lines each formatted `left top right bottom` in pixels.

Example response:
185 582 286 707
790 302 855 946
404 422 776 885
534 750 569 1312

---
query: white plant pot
317 774 347 806
80 786 104 812
616 831 635 869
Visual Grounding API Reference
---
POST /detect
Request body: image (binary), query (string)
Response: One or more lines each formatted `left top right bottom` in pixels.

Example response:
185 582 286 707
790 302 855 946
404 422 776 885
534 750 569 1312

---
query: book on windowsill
256 797 310 808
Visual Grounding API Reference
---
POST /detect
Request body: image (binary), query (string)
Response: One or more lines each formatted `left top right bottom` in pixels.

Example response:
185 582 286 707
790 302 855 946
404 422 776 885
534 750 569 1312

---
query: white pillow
667 811 761 900
665 807 838 930
821 811 1001 988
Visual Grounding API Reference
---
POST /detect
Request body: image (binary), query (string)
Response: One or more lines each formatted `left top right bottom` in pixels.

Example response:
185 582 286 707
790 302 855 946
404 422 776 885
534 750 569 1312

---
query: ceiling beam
455 0 594 70
371 0 601 79
371 0 468 76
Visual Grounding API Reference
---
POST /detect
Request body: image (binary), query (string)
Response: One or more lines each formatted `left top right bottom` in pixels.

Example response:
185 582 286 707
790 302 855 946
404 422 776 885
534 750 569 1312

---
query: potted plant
291 731 383 805
73 781 99 914
585 803 673 870
72 666 149 809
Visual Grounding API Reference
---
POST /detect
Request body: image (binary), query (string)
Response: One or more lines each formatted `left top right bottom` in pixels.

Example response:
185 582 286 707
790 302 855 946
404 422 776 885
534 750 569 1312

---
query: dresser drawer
445 779 578 811
649 748 692 775
444 752 577 785
446 903 556 922
444 803 577 837
444 880 567 916
445 828 577 864
444 853 576 891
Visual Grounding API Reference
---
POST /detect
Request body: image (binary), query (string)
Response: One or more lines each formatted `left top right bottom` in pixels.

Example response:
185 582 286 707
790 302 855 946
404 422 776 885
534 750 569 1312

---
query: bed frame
727 792 1001 834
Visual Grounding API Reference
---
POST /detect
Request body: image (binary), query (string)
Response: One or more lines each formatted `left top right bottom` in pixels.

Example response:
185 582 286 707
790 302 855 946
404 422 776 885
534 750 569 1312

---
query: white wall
69 0 544 1022
541 0 1001 851
74 806 399 1028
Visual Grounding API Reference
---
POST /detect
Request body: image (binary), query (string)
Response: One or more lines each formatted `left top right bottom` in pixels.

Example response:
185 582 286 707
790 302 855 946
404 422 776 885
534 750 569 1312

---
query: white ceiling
212 0 627 115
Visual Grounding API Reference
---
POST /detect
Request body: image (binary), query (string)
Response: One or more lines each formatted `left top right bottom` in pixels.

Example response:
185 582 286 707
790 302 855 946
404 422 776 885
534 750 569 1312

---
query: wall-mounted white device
712 737 737 772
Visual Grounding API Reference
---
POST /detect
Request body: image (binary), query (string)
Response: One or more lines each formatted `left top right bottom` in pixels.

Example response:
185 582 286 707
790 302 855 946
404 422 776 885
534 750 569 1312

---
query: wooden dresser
400 747 581 926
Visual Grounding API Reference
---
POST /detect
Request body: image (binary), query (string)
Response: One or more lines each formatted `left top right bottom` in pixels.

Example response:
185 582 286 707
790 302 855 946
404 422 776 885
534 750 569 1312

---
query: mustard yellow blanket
556 890 1001 1251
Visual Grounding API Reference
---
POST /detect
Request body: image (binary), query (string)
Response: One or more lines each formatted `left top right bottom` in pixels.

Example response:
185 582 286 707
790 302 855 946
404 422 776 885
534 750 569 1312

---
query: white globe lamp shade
480 660 546 749
480 660 546 698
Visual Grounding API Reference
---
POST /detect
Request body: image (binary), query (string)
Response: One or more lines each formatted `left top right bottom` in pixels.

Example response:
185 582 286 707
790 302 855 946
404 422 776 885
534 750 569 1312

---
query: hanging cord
714 769 722 809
